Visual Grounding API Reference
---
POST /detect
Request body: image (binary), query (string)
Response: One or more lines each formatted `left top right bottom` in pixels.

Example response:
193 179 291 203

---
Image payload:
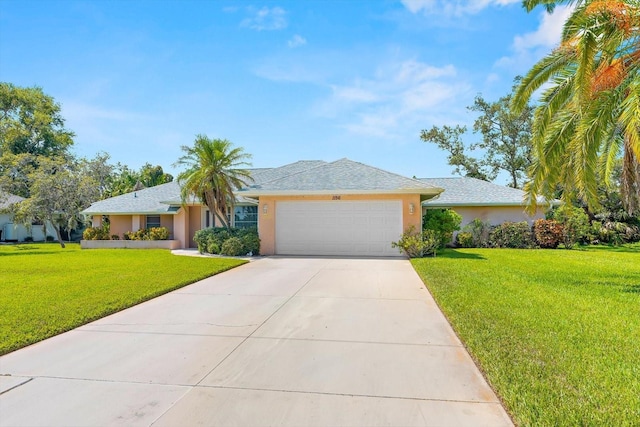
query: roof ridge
337 158 438 188
251 160 328 186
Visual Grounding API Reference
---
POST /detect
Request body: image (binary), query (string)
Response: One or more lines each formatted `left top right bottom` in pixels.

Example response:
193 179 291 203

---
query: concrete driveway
0 257 513 426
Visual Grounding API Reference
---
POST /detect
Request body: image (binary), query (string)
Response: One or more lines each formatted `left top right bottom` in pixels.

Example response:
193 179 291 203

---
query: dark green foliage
0 83 74 158
220 237 245 256
420 80 533 189
533 219 564 249
194 227 260 256
423 209 462 248
550 205 590 249
489 221 534 248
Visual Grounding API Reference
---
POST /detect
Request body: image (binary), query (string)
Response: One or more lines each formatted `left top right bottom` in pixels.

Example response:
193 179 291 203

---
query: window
146 215 161 228
234 206 258 229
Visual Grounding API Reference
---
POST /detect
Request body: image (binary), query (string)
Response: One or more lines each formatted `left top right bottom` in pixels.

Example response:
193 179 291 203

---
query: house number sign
332 195 341 200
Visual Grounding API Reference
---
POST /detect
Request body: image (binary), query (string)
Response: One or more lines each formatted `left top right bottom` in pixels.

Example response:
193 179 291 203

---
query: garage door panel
275 201 403 257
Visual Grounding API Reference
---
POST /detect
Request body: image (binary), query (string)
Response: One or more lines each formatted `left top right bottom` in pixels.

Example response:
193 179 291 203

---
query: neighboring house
0 192 56 242
82 159 553 256
420 177 552 233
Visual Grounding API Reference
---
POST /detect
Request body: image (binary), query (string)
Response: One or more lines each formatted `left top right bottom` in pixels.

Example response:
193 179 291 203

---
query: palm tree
513 0 640 214
174 136 252 229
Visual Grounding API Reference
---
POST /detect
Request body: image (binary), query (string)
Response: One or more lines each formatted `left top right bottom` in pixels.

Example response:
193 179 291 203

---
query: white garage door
275 200 403 256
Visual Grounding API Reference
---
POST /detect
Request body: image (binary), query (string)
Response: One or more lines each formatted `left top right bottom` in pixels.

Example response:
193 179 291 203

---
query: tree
513 0 640 214
174 136 252 229
0 83 74 157
138 163 173 188
11 156 99 248
421 83 534 188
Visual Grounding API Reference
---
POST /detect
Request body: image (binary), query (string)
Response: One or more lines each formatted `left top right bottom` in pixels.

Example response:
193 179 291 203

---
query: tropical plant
513 0 640 215
533 219 564 249
392 226 439 258
174 136 252 229
462 218 492 248
423 208 462 248
489 221 534 248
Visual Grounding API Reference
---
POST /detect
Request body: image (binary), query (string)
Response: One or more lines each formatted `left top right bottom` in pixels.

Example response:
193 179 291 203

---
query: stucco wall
160 215 174 238
188 205 202 248
448 205 546 229
109 215 133 239
258 194 423 256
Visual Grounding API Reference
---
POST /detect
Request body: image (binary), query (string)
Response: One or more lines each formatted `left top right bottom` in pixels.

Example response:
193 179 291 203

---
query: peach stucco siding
109 215 132 240
257 194 423 256
448 205 546 229
188 205 202 248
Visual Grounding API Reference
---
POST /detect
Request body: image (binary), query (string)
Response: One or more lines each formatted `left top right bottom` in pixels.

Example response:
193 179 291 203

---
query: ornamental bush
551 205 590 249
423 209 462 248
124 227 170 241
220 237 245 256
194 227 260 256
392 226 439 258
489 222 533 249
456 232 474 248
533 219 563 249
461 218 492 248
83 225 110 240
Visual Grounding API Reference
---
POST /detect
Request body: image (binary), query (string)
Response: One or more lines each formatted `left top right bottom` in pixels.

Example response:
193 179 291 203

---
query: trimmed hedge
194 227 260 256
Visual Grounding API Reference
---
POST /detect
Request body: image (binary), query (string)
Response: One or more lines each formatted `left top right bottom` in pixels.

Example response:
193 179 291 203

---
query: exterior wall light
263 204 268 215
409 203 415 214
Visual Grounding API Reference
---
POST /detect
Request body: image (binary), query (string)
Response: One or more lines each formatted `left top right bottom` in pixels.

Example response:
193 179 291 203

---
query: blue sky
0 0 571 183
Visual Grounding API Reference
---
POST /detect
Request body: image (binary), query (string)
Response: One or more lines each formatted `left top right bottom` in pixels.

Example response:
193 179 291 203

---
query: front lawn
412 245 640 427
0 244 246 355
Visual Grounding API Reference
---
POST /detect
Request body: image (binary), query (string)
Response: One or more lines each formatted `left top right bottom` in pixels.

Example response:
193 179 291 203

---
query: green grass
412 245 640 427
0 243 246 355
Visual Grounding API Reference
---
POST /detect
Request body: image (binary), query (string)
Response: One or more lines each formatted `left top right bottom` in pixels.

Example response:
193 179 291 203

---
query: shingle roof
419 177 546 206
240 158 442 195
0 192 24 211
82 182 183 215
249 160 327 184
82 159 445 216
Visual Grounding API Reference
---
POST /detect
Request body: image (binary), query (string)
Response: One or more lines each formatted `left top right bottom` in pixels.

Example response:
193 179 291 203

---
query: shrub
238 228 260 255
45 235 54 242
24 236 33 242
423 209 462 248
220 237 245 256
461 218 492 248
392 226 439 258
122 227 169 241
111 234 120 240
148 227 169 240
533 219 563 249
456 232 474 248
82 225 110 240
206 241 220 254
194 227 260 255
489 222 533 249
551 205 590 249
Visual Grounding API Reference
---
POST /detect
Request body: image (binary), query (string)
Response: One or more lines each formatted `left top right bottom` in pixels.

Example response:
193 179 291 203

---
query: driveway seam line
191 384 501 404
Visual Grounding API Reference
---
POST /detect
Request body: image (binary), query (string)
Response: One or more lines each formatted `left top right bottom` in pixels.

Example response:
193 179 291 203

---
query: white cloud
401 0 519 16
240 6 287 31
495 5 573 71
317 59 469 138
287 34 307 48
